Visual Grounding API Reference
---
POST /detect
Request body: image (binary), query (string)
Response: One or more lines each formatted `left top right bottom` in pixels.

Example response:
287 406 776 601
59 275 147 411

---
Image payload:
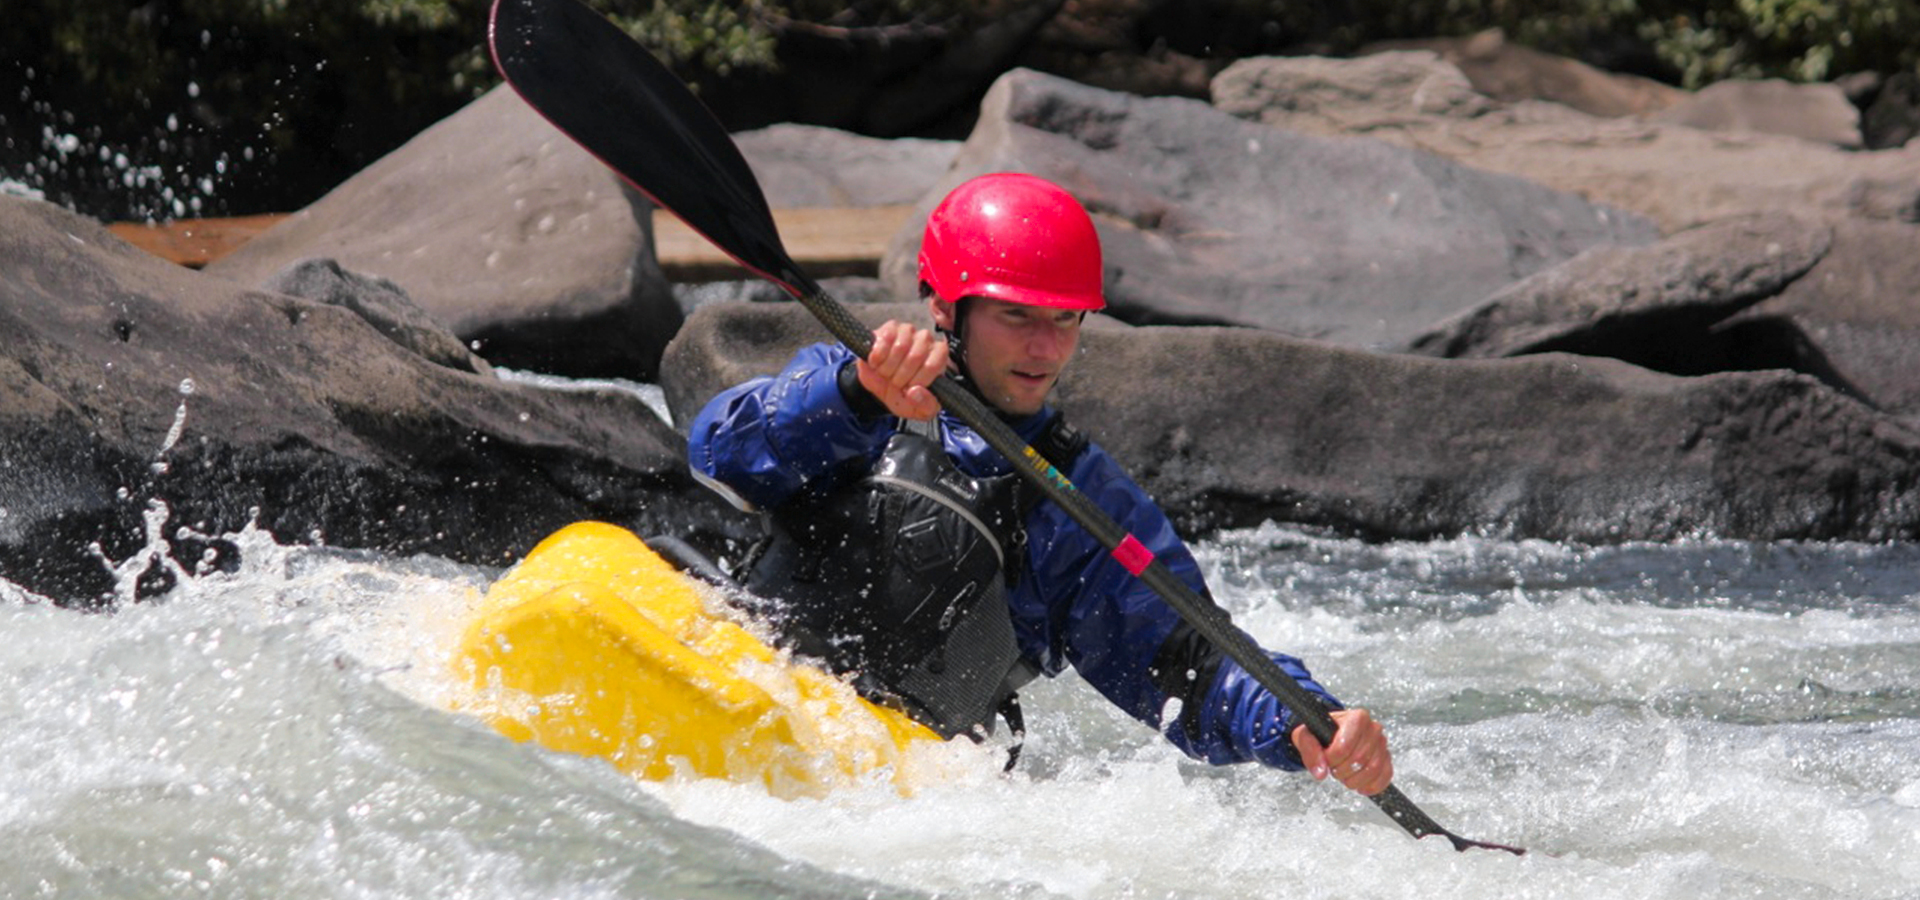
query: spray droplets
9 71 252 221
151 377 197 475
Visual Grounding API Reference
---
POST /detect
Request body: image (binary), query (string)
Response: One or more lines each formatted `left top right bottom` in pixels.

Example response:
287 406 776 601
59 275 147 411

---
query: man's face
932 297 1084 417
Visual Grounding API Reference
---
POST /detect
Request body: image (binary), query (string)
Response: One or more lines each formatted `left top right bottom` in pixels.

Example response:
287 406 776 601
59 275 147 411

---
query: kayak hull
454 521 938 796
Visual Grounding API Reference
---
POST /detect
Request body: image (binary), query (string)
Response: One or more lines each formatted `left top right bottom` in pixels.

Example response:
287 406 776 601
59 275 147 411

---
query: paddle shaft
796 279 1480 848
488 0 1520 854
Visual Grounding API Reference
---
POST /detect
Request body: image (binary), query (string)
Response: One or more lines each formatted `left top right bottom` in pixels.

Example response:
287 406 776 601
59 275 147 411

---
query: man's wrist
836 359 890 420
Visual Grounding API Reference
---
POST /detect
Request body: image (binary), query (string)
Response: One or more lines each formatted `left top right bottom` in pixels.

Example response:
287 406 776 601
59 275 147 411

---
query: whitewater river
2 509 1916 899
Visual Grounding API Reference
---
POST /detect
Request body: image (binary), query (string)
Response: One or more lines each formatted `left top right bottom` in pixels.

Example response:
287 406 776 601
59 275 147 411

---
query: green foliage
357 0 465 28
598 0 781 75
1 0 993 218
5 0 1913 221
1635 0 1920 85
1318 0 1920 88
4 0 498 219
590 0 986 74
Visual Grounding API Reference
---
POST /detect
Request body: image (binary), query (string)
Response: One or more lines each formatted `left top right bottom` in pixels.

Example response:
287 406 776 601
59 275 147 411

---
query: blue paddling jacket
688 343 1343 771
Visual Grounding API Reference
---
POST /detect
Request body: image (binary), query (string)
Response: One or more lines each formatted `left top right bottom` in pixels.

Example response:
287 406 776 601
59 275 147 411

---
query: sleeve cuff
836 358 891 421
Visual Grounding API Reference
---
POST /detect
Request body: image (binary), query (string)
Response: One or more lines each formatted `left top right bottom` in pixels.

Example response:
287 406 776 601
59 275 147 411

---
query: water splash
5 68 258 222
3 509 1917 898
88 498 188 608
150 377 196 476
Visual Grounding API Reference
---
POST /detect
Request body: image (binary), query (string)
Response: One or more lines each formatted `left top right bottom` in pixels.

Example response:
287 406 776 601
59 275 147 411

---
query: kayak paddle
487 0 1523 855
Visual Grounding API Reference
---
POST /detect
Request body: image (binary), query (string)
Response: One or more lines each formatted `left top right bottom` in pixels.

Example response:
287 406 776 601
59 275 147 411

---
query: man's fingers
1356 758 1393 794
858 321 946 420
913 333 948 385
1292 711 1393 795
1290 723 1331 780
866 322 906 377
871 323 936 386
1326 709 1391 795
1338 757 1392 795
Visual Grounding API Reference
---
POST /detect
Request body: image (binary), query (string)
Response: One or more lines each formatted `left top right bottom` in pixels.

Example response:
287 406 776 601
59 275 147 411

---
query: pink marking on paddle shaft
1112 534 1154 575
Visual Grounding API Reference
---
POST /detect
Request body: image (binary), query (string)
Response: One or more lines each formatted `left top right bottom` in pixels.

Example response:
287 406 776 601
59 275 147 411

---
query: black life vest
744 416 1086 742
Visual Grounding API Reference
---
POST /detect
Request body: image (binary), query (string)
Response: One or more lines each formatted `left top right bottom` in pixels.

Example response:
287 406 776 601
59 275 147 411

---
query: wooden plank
108 205 915 279
105 214 286 269
652 204 912 281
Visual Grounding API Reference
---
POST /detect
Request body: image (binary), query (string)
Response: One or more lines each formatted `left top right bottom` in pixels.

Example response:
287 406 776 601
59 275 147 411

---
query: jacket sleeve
686 343 894 510
1014 443 1343 771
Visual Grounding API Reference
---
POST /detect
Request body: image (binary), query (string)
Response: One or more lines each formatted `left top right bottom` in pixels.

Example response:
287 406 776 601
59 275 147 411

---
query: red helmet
918 173 1105 311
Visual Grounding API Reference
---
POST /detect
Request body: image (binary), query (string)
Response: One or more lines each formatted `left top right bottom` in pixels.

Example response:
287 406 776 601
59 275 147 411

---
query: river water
3 501 1916 900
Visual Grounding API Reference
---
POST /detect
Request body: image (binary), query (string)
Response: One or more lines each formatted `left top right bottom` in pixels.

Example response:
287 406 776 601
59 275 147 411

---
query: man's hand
857 320 948 421
1291 708 1394 796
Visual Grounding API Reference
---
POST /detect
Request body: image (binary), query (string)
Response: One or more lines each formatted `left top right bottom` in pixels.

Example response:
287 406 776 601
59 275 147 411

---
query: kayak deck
453 521 938 797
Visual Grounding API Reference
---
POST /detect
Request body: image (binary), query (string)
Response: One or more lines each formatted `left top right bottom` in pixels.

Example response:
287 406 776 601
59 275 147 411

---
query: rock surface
1362 30 1686 119
1862 71 1920 150
12 44 1920 606
0 196 730 606
1742 217 1920 421
663 301 1920 543
735 124 960 207
1212 53 1920 232
205 85 684 381
260 258 493 375
1649 78 1863 148
1214 52 1920 421
879 67 1658 348
1406 213 1832 362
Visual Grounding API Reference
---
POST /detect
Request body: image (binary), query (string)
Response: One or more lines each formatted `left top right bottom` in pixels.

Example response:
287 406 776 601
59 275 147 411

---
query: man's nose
1028 323 1070 357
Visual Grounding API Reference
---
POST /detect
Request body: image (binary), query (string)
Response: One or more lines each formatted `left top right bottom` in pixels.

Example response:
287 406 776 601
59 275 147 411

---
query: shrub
5 0 1913 220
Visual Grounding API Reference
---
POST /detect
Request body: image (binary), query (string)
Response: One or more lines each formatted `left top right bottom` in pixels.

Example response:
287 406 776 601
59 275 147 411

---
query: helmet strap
925 288 973 380
934 297 1010 416
939 296 974 384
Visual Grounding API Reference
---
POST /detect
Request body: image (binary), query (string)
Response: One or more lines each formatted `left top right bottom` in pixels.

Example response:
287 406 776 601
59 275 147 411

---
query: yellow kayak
453 521 940 798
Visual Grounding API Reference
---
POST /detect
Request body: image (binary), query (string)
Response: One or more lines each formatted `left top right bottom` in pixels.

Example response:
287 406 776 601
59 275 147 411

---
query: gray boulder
1741 217 1920 421
205 85 684 380
662 301 1920 543
0 196 732 606
1212 54 1920 233
1202 50 1499 135
880 67 1657 348
735 124 960 208
1213 52 1920 421
1406 212 1832 361
1649 78 1862 149
1406 211 1920 422
671 276 898 319
261 258 490 375
1863 71 1920 150
1360 31 1685 119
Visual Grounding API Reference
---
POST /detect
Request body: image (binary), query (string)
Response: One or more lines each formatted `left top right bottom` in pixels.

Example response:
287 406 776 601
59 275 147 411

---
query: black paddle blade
1448 834 1529 856
488 0 819 299
1375 786 1527 855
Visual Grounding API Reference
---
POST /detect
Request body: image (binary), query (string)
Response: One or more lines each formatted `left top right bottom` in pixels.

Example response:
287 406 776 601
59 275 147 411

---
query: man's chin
994 393 1048 417
979 375 1054 417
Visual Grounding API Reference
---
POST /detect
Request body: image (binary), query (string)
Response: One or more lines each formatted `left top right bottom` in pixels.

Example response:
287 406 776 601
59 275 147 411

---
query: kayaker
687 173 1393 796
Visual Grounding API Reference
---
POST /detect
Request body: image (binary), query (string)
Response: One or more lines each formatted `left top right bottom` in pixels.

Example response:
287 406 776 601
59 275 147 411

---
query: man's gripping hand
855 320 948 421
1291 708 1394 796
